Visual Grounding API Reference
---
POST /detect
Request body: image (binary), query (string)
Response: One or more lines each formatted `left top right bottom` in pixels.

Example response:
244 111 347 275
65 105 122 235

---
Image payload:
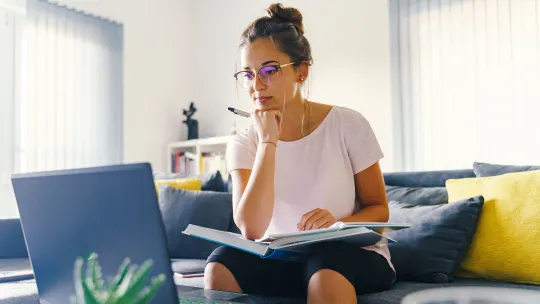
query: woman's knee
307 269 356 304
204 262 242 293
308 269 353 291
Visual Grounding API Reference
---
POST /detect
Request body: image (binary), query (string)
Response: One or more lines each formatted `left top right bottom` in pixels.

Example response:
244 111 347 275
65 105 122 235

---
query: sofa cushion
386 196 484 283
357 278 540 304
473 161 540 177
446 170 540 285
200 171 226 192
154 170 226 192
158 187 233 259
0 258 33 283
154 177 202 193
0 218 28 259
383 170 475 188
385 186 448 206
170 258 206 274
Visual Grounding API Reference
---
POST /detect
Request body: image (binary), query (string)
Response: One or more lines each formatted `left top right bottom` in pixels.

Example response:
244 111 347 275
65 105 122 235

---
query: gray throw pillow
158 187 233 259
386 196 484 283
385 185 448 206
473 162 540 177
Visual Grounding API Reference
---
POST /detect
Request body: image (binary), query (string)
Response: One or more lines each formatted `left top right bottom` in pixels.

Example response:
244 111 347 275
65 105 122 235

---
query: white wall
54 0 195 172
52 0 396 171
192 0 396 170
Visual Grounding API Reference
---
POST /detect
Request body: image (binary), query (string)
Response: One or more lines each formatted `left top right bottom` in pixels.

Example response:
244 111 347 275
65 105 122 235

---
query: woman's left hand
297 208 337 231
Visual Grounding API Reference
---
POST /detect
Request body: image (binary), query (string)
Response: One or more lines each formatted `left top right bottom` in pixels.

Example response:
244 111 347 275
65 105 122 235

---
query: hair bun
267 3 304 35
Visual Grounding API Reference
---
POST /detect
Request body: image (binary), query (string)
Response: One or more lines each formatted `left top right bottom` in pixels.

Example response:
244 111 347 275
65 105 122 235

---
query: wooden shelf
167 135 233 149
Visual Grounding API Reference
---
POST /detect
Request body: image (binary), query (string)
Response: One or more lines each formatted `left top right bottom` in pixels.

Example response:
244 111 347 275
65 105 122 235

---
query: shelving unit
166 135 234 175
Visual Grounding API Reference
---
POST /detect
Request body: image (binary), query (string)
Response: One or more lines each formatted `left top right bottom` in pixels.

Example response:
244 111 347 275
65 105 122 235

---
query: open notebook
182 222 410 260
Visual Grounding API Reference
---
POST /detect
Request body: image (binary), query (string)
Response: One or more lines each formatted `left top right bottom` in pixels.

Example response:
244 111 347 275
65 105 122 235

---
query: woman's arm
339 161 389 223
297 162 389 231
229 109 281 240
231 142 277 240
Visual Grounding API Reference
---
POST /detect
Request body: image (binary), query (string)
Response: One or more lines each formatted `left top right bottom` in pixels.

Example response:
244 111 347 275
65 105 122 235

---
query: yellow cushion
154 177 202 197
446 170 540 284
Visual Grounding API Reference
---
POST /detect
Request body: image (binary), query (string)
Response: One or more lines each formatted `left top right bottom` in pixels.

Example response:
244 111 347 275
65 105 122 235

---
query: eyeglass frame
233 62 297 88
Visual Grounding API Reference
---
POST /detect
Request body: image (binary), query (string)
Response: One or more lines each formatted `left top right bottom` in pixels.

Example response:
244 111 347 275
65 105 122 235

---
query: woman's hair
240 3 313 67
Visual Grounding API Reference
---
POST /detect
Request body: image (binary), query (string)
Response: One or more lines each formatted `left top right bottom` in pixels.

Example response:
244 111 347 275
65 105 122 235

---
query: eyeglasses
234 62 296 89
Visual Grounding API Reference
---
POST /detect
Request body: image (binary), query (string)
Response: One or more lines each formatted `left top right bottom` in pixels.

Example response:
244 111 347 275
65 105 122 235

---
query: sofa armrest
0 219 28 259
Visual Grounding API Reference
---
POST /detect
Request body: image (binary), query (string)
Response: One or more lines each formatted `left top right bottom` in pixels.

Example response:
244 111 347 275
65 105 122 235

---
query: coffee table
0 281 301 304
176 285 303 303
401 286 540 304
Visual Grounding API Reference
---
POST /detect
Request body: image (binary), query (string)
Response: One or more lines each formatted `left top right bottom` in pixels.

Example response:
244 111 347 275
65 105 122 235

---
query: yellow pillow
154 177 202 197
446 170 540 284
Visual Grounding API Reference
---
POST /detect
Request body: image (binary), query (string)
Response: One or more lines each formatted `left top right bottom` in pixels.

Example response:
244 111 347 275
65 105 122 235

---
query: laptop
11 163 283 303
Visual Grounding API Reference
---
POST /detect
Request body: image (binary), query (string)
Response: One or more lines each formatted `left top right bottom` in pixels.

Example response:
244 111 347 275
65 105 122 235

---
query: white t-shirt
227 105 394 271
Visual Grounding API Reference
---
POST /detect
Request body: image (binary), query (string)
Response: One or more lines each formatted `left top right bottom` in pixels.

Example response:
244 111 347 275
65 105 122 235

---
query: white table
0 279 39 304
402 286 540 304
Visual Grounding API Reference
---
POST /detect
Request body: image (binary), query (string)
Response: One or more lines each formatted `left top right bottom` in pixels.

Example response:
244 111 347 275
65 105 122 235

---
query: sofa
1 163 539 303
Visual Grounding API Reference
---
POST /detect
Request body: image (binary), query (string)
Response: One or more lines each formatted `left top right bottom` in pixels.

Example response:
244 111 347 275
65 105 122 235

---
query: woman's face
238 38 303 110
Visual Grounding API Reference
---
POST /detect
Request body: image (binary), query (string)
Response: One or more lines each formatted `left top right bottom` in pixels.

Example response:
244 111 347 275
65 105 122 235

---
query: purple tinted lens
260 66 278 78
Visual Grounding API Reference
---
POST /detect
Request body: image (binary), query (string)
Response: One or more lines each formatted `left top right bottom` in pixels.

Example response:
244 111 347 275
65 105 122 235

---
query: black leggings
206 241 395 298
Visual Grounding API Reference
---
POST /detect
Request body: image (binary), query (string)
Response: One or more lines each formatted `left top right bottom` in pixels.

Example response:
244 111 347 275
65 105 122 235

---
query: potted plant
70 253 166 304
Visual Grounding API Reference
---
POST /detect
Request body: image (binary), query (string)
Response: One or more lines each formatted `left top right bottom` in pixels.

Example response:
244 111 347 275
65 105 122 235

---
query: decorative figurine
183 102 198 140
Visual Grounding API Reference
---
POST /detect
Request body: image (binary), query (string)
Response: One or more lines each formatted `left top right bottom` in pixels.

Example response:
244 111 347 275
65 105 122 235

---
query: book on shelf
171 152 197 176
200 152 227 177
182 221 410 261
171 151 228 177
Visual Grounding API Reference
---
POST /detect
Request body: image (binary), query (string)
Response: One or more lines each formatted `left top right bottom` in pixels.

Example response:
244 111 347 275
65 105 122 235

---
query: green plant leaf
85 253 98 293
92 255 105 293
73 257 86 304
105 258 132 297
80 257 100 304
82 279 100 304
72 254 166 304
82 253 107 302
113 264 138 299
116 260 154 304
133 274 166 304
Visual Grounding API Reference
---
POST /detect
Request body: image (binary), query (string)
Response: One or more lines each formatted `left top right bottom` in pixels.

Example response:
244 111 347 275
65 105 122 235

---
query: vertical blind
391 0 540 170
19 0 124 173
0 6 17 218
0 0 123 218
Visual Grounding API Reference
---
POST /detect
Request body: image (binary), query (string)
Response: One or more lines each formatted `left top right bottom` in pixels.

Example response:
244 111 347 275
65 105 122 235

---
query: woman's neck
278 96 311 142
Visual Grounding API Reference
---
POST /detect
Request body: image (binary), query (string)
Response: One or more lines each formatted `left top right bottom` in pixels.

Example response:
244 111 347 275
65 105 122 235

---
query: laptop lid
11 162 179 304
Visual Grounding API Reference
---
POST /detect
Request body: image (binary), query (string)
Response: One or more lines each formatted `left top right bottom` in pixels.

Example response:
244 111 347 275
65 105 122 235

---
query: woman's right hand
253 109 282 144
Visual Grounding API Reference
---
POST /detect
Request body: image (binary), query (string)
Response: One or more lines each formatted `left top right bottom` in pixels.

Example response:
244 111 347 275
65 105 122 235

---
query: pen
228 107 251 118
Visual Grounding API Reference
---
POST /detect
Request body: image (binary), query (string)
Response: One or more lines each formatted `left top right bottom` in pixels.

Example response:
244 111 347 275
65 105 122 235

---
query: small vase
188 120 199 140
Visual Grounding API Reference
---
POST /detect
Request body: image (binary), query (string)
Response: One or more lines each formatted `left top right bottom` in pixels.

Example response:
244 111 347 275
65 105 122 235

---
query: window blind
0 0 124 218
391 0 540 170
0 6 17 218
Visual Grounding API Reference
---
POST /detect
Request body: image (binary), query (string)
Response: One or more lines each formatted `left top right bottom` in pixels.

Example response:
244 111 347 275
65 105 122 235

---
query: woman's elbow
239 225 265 240
233 215 265 240
242 229 265 241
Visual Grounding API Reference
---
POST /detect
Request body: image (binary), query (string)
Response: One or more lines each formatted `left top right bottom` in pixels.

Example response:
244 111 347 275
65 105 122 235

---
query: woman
204 3 395 303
